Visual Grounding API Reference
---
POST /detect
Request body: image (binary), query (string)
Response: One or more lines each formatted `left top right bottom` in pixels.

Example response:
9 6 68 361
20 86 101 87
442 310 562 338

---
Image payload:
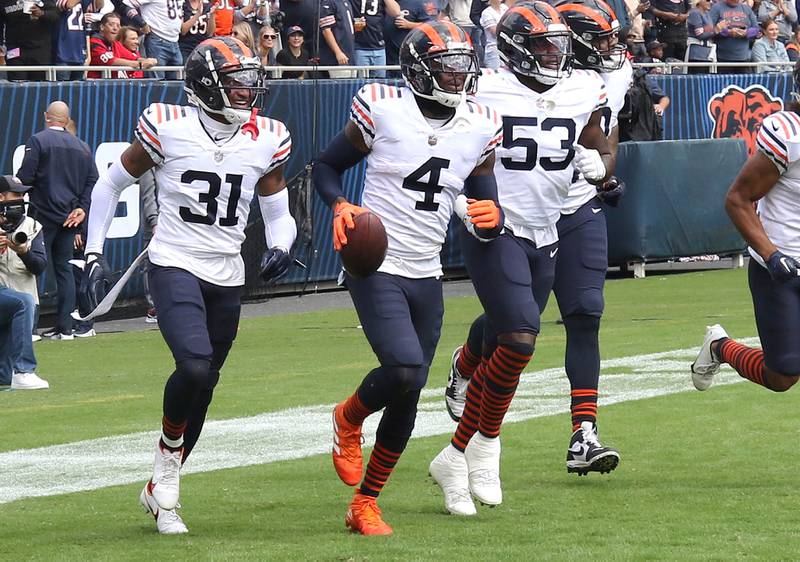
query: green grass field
4 267 798 561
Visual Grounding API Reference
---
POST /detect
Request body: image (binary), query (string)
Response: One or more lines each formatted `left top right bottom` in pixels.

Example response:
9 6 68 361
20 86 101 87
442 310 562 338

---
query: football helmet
184 36 268 125
497 1 572 85
555 0 625 72
400 21 479 108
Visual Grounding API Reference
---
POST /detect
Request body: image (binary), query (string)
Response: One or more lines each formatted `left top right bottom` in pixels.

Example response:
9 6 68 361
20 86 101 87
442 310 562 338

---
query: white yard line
0 339 757 505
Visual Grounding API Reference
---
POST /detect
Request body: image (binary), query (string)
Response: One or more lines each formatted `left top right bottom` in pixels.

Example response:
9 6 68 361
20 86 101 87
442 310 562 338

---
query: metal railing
0 61 794 82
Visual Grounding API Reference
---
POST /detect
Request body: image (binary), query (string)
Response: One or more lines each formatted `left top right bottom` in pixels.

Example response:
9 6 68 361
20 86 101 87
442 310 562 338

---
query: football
340 211 388 279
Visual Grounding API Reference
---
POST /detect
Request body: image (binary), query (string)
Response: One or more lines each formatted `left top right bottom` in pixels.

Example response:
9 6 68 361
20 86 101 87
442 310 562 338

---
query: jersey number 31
179 170 242 226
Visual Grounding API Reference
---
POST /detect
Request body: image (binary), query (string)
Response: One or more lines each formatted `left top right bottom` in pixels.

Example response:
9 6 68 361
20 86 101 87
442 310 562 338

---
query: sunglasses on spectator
262 34 277 39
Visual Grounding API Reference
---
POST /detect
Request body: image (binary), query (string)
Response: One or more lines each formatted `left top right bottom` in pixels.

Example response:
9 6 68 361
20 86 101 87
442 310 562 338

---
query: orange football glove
332 201 366 251
466 199 501 230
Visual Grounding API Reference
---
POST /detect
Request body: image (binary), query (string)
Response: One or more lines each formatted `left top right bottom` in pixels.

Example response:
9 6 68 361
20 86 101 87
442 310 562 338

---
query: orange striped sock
359 441 401 497
342 392 373 426
451 360 486 451
718 339 769 388
477 344 533 438
456 342 481 379
570 389 598 430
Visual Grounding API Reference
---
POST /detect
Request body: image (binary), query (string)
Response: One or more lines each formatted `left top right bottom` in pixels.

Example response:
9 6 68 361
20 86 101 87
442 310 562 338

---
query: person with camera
0 0 59 81
0 176 49 391
17 101 98 341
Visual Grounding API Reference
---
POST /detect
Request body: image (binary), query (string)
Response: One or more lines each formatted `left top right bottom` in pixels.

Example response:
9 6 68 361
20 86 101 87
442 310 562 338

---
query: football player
430 1 613 516
549 0 632 476
691 62 800 396
80 37 296 534
312 22 504 535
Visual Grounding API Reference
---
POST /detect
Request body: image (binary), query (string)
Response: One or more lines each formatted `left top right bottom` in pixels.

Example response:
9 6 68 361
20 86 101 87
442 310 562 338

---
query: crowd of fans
2 0 796 81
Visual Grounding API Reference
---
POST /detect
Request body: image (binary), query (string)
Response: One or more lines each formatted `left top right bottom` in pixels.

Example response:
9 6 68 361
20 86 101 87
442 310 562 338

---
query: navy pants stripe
553 199 608 318
749 260 800 375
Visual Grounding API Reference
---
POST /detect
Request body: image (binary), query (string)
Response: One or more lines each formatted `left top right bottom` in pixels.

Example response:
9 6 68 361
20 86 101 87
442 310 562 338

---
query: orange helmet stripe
206 38 242 68
595 0 619 22
511 5 548 32
558 3 612 31
538 2 563 23
443 20 464 42
418 23 447 48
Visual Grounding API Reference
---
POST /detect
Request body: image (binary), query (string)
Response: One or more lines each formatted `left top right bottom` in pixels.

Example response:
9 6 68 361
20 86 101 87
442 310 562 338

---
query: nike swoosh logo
550 248 559 258
569 443 585 454
780 257 794 273
591 208 602 214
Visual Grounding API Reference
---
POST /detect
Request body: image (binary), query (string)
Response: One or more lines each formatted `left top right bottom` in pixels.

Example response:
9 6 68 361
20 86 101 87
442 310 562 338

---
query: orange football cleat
345 493 393 536
332 402 363 486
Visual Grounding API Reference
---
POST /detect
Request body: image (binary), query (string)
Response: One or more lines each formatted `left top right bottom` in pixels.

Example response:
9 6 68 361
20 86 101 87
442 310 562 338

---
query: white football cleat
11 372 49 390
429 444 477 516
464 433 502 506
691 324 729 391
445 346 469 422
140 483 188 534
150 440 182 510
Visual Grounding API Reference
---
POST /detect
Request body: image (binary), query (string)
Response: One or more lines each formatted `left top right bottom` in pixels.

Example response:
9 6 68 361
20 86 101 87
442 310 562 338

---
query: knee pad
562 314 601 337
496 332 535 357
376 389 421 451
389 365 428 393
176 357 212 390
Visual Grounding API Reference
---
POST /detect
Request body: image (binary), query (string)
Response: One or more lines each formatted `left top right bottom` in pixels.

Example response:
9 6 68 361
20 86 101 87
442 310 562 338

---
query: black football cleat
566 421 620 476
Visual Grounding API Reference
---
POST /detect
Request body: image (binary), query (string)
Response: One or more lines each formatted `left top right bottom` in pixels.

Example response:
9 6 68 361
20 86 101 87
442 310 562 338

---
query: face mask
0 201 26 233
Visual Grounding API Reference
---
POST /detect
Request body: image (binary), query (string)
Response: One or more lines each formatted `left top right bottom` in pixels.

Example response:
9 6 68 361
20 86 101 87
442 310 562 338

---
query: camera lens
11 231 28 245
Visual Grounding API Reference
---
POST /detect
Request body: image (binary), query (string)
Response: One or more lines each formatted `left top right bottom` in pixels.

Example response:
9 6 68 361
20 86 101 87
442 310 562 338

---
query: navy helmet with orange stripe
184 36 268 125
497 1 572 86
399 21 479 108
555 0 625 72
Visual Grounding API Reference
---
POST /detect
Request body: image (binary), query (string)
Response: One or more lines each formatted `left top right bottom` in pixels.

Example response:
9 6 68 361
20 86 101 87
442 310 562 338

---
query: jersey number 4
179 170 242 226
402 157 450 212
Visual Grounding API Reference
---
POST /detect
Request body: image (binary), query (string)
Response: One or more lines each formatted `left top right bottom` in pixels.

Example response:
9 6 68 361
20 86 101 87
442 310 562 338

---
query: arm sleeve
85 158 138 254
349 85 376 149
16 137 41 187
134 104 165 165
266 122 292 173
259 189 297 251
312 132 368 207
19 230 47 276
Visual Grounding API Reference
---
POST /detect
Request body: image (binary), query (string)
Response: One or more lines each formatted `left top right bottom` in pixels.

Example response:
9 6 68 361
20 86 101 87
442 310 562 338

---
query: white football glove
573 144 606 182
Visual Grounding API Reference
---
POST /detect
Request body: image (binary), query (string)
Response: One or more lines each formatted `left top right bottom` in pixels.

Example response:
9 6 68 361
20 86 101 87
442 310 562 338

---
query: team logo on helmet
707 84 783 155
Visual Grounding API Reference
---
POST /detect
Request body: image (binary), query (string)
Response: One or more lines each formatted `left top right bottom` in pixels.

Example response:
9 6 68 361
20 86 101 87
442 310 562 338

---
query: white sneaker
31 334 41 342
140 483 188 534
150 440 182 510
464 433 502 506
11 372 49 390
429 444 476 516
73 328 96 338
691 324 729 391
445 346 469 422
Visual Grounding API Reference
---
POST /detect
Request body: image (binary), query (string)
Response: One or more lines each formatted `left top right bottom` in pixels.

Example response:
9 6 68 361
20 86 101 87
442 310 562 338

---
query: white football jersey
124 0 182 41
350 83 502 278
474 67 607 246
752 110 800 266
562 59 634 215
135 103 291 286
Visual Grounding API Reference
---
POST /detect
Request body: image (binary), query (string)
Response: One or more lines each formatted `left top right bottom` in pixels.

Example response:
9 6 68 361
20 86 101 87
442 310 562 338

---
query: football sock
478 342 533 438
570 389 598 430
563 315 602 430
451 363 486 452
342 391 373 426
717 338 770 388
359 441 401 497
456 341 482 380
161 416 186 451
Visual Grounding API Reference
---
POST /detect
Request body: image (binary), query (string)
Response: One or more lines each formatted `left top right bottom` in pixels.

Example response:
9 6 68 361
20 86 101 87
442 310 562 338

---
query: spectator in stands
624 0 650 58
17 101 98 340
384 0 439 72
469 0 488 64
123 0 183 79
686 0 715 73
277 25 309 78
234 0 270 37
115 25 148 77
180 0 217 60
213 0 237 35
83 0 114 31
642 39 666 64
353 0 390 78
232 20 257 51
442 0 478 58
480 0 507 69
256 23 279 66
651 0 691 61
88 12 156 77
752 18 790 70
757 0 795 43
0 0 59 81
319 0 356 78
711 0 760 72
282 0 319 56
54 0 104 81
0 176 49 390
785 25 800 60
